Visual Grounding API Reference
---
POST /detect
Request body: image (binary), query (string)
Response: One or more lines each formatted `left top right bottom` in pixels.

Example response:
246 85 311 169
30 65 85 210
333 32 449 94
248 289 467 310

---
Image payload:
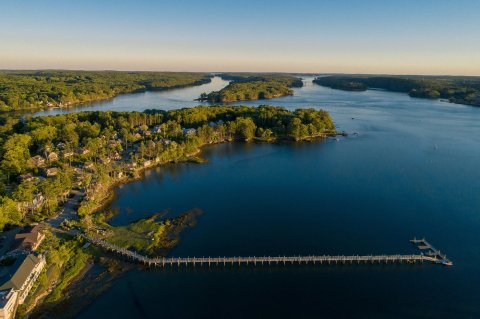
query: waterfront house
126 163 137 171
0 254 46 319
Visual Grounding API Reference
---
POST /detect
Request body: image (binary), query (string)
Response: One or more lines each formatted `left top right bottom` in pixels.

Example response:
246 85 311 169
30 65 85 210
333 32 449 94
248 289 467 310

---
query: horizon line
0 68 479 78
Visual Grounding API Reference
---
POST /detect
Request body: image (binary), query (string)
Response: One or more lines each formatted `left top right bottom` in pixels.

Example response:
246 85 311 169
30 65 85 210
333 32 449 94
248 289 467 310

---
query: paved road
46 190 84 228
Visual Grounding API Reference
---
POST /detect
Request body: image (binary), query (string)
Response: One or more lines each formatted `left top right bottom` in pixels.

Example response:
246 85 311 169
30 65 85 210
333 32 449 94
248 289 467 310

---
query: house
133 133 142 140
126 163 137 171
79 148 90 155
0 254 46 319
209 120 224 127
108 152 122 161
17 173 35 183
73 167 84 175
152 126 162 134
108 140 120 148
159 139 172 145
55 142 66 150
42 167 58 177
46 152 59 162
99 157 111 165
14 225 45 252
62 151 74 159
26 194 44 211
183 128 196 136
29 156 45 168
143 160 152 168
84 162 95 171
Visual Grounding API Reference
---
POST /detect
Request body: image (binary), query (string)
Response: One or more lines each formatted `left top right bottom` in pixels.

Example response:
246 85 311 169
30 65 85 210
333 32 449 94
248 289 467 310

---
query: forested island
313 75 480 107
0 105 335 316
0 71 212 111
198 73 303 102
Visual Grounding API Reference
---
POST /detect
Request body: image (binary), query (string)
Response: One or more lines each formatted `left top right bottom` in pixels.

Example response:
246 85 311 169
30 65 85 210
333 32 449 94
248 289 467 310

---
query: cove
73 79 480 318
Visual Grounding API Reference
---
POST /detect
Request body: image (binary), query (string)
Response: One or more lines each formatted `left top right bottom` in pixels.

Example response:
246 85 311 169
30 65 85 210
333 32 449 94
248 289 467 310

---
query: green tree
1 134 32 179
235 117 256 141
0 196 22 230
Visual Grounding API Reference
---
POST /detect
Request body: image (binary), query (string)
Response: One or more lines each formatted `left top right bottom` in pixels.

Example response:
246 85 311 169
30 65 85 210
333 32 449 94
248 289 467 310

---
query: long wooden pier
83 235 452 268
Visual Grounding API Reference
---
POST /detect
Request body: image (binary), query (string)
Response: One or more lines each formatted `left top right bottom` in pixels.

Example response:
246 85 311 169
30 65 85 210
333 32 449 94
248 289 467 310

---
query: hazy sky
1 0 479 75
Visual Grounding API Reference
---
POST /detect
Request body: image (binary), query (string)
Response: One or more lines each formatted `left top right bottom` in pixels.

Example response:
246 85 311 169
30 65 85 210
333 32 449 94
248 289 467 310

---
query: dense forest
313 75 480 106
0 105 335 230
198 73 303 103
0 71 212 111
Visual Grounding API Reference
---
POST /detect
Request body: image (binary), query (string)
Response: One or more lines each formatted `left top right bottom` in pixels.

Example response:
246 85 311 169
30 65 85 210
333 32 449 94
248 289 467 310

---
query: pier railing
82 235 452 268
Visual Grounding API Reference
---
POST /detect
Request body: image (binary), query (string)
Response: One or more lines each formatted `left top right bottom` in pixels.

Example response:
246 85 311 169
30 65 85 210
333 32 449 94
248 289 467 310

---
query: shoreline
82 134 337 221
0 77 213 114
313 82 480 108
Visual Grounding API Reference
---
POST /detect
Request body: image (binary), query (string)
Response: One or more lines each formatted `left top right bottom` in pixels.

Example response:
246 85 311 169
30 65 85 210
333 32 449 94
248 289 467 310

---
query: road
46 190 84 228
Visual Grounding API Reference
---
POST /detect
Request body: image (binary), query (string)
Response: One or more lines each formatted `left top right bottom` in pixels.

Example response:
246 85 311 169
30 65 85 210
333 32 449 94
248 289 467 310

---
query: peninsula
313 75 480 107
198 73 303 103
0 71 212 111
0 105 335 317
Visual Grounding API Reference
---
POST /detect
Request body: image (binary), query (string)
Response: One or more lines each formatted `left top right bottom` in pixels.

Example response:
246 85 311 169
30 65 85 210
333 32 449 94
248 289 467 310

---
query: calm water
30 76 229 117
65 78 479 318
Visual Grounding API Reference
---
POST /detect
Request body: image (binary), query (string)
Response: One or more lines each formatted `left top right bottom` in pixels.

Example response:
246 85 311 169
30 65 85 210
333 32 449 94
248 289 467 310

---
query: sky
1 0 479 75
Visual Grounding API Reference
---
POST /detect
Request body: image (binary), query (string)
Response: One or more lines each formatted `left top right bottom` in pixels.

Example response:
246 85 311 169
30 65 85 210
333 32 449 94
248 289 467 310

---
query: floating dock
410 237 453 266
83 235 453 268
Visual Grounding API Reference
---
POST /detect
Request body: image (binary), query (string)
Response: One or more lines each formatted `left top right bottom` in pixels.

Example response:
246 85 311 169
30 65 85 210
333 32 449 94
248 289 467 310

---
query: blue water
30 76 229 117
63 78 480 318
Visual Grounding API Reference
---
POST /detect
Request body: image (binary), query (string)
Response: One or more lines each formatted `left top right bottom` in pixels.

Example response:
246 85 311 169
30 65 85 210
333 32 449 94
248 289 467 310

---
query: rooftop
14 225 44 251
0 254 43 291
0 288 14 308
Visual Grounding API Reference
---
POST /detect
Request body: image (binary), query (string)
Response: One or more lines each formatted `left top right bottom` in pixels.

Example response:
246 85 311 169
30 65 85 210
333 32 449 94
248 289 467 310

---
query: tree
235 117 256 141
0 196 22 230
1 134 32 180
30 125 57 150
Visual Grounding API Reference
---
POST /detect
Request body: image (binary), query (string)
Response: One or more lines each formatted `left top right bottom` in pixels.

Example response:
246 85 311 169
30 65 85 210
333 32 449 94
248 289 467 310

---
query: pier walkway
82 235 452 268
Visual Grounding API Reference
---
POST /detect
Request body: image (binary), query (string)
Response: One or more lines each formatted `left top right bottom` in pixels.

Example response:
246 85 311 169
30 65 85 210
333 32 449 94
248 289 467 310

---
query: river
41 77 479 318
